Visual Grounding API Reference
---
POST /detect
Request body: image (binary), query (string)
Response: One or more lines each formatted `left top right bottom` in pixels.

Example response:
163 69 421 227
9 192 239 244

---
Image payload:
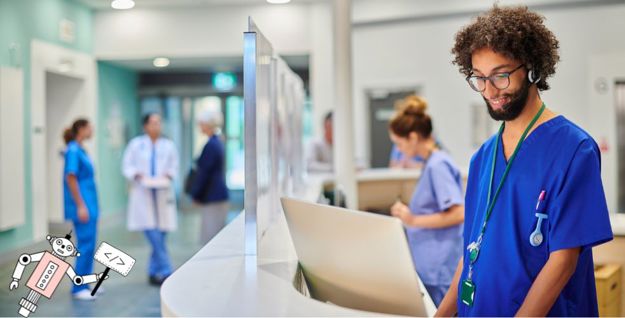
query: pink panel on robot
26 252 70 299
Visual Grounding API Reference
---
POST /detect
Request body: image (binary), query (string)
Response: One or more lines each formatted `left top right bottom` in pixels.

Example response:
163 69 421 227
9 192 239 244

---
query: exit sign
212 72 237 91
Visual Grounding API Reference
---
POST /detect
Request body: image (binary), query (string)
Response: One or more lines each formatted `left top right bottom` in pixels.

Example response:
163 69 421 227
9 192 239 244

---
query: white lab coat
122 135 179 232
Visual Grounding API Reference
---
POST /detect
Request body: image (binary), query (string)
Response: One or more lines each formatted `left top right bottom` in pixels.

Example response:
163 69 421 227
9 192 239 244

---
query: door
368 89 416 168
615 82 625 212
45 72 85 223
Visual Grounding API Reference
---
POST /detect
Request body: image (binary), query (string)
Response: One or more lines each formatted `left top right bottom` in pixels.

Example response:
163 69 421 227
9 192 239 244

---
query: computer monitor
280 197 428 316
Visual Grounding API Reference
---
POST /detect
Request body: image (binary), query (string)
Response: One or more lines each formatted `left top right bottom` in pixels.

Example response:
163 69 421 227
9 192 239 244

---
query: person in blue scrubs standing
388 96 465 306
63 118 100 300
436 5 613 316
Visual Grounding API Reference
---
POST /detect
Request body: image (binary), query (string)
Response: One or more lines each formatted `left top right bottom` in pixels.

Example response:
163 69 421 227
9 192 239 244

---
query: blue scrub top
390 145 425 164
459 116 613 316
63 141 99 221
406 150 464 287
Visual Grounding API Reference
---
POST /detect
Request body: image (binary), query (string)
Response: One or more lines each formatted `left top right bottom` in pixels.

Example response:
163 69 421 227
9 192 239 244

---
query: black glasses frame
466 64 524 92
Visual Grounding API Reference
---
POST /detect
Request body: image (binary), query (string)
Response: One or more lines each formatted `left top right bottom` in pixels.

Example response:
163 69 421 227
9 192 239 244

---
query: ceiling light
267 0 291 4
111 0 135 10
153 57 170 68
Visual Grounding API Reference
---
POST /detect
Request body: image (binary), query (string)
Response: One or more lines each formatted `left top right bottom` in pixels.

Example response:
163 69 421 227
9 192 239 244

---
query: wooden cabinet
595 264 621 317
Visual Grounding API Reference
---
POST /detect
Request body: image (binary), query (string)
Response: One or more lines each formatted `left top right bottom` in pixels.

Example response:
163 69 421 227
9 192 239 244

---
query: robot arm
66 267 108 285
9 252 44 290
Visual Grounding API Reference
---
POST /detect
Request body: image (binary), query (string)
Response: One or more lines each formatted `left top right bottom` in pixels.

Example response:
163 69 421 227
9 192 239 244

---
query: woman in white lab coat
122 113 179 285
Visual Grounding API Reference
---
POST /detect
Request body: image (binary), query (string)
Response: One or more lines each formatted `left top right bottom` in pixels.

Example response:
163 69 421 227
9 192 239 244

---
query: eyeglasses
466 65 524 92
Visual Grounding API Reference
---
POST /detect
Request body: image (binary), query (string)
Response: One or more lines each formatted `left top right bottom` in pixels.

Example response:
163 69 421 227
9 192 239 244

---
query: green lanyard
466 103 545 278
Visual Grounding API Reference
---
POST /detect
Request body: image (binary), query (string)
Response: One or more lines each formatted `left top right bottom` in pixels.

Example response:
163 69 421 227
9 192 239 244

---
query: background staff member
388 97 464 306
63 118 100 300
436 5 613 317
389 95 425 169
122 113 179 286
306 111 334 173
189 110 230 245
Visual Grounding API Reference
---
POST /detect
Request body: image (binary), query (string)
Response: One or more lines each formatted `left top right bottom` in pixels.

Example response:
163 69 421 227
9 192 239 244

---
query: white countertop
609 213 625 236
356 168 422 182
161 174 437 317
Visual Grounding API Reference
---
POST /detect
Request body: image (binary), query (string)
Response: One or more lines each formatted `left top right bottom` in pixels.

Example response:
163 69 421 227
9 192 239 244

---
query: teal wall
0 0 94 254
0 0 139 254
97 62 139 215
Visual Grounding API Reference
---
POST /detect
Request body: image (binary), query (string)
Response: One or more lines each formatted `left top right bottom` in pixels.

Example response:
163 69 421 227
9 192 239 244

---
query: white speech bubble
94 242 136 276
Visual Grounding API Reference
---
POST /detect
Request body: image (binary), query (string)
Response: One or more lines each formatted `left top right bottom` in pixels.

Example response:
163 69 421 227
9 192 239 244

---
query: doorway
30 40 97 240
367 89 417 168
615 82 625 213
45 72 85 223
139 94 245 212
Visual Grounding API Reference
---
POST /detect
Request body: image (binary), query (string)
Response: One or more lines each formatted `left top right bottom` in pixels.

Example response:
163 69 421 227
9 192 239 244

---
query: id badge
461 279 475 307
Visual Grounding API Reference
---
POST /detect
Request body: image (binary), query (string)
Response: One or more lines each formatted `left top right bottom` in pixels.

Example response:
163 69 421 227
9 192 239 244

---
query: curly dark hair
451 5 560 91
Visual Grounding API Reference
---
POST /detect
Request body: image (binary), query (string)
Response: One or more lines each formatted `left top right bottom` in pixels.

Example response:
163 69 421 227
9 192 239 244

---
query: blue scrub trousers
424 284 448 307
71 219 98 294
144 229 172 278
144 143 172 278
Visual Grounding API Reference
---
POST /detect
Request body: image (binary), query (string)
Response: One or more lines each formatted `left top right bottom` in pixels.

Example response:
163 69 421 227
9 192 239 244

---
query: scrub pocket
524 212 550 279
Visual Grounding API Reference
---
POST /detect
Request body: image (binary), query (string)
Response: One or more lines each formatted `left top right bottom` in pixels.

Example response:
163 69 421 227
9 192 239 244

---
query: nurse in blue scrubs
388 144 424 168
388 96 465 306
436 6 613 317
63 118 100 300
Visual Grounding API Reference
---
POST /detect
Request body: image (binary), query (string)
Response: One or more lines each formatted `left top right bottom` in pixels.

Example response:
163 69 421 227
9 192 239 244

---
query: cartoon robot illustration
8 232 108 317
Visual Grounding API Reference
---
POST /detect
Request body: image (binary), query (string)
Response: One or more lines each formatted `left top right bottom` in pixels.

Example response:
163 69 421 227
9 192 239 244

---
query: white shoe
72 289 97 301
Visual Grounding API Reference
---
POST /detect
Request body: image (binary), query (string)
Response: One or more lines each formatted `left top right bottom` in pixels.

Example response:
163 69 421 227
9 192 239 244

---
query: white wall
353 14 480 169
352 2 625 173
309 2 334 136
94 4 313 59
94 2 335 136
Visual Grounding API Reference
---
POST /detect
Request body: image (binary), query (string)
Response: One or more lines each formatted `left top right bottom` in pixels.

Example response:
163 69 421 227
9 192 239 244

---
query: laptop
281 197 428 316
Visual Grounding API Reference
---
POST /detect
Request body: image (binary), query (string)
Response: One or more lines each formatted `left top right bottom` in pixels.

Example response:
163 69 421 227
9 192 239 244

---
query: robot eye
56 239 62 245
67 246 73 251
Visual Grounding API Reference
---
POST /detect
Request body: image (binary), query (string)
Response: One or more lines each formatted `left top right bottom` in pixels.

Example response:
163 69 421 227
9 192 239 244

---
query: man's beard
483 79 530 121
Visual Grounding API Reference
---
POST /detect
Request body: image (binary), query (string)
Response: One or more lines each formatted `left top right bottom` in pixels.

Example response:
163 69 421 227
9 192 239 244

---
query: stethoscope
529 190 547 247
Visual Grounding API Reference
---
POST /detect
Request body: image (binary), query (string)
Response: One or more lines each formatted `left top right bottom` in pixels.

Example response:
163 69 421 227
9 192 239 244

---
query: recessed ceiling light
267 0 291 4
153 57 170 68
111 0 135 10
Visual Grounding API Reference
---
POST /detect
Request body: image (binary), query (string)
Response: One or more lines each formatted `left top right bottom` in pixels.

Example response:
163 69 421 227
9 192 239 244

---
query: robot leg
18 290 40 317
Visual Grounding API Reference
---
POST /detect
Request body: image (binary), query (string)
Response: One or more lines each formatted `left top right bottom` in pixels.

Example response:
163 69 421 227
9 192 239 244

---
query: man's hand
97 272 109 280
9 279 18 291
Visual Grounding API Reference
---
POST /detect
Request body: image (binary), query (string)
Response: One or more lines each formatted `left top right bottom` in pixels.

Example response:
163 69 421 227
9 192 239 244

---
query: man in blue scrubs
435 5 613 316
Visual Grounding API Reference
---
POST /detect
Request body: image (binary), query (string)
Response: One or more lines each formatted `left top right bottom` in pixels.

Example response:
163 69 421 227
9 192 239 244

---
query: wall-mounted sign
212 72 237 91
59 19 75 44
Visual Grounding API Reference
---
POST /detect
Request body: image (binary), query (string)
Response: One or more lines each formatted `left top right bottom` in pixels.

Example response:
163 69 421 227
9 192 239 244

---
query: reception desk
161 166 625 316
357 169 421 212
161 173 437 316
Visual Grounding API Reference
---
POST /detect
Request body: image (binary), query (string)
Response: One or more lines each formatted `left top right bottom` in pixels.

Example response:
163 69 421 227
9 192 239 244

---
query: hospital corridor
0 212 210 316
2 0 625 317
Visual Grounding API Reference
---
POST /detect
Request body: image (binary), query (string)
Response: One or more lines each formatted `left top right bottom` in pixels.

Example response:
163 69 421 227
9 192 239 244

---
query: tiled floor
0 210 240 317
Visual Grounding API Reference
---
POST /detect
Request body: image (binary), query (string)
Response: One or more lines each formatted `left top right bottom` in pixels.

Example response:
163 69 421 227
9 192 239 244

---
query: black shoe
148 275 165 286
